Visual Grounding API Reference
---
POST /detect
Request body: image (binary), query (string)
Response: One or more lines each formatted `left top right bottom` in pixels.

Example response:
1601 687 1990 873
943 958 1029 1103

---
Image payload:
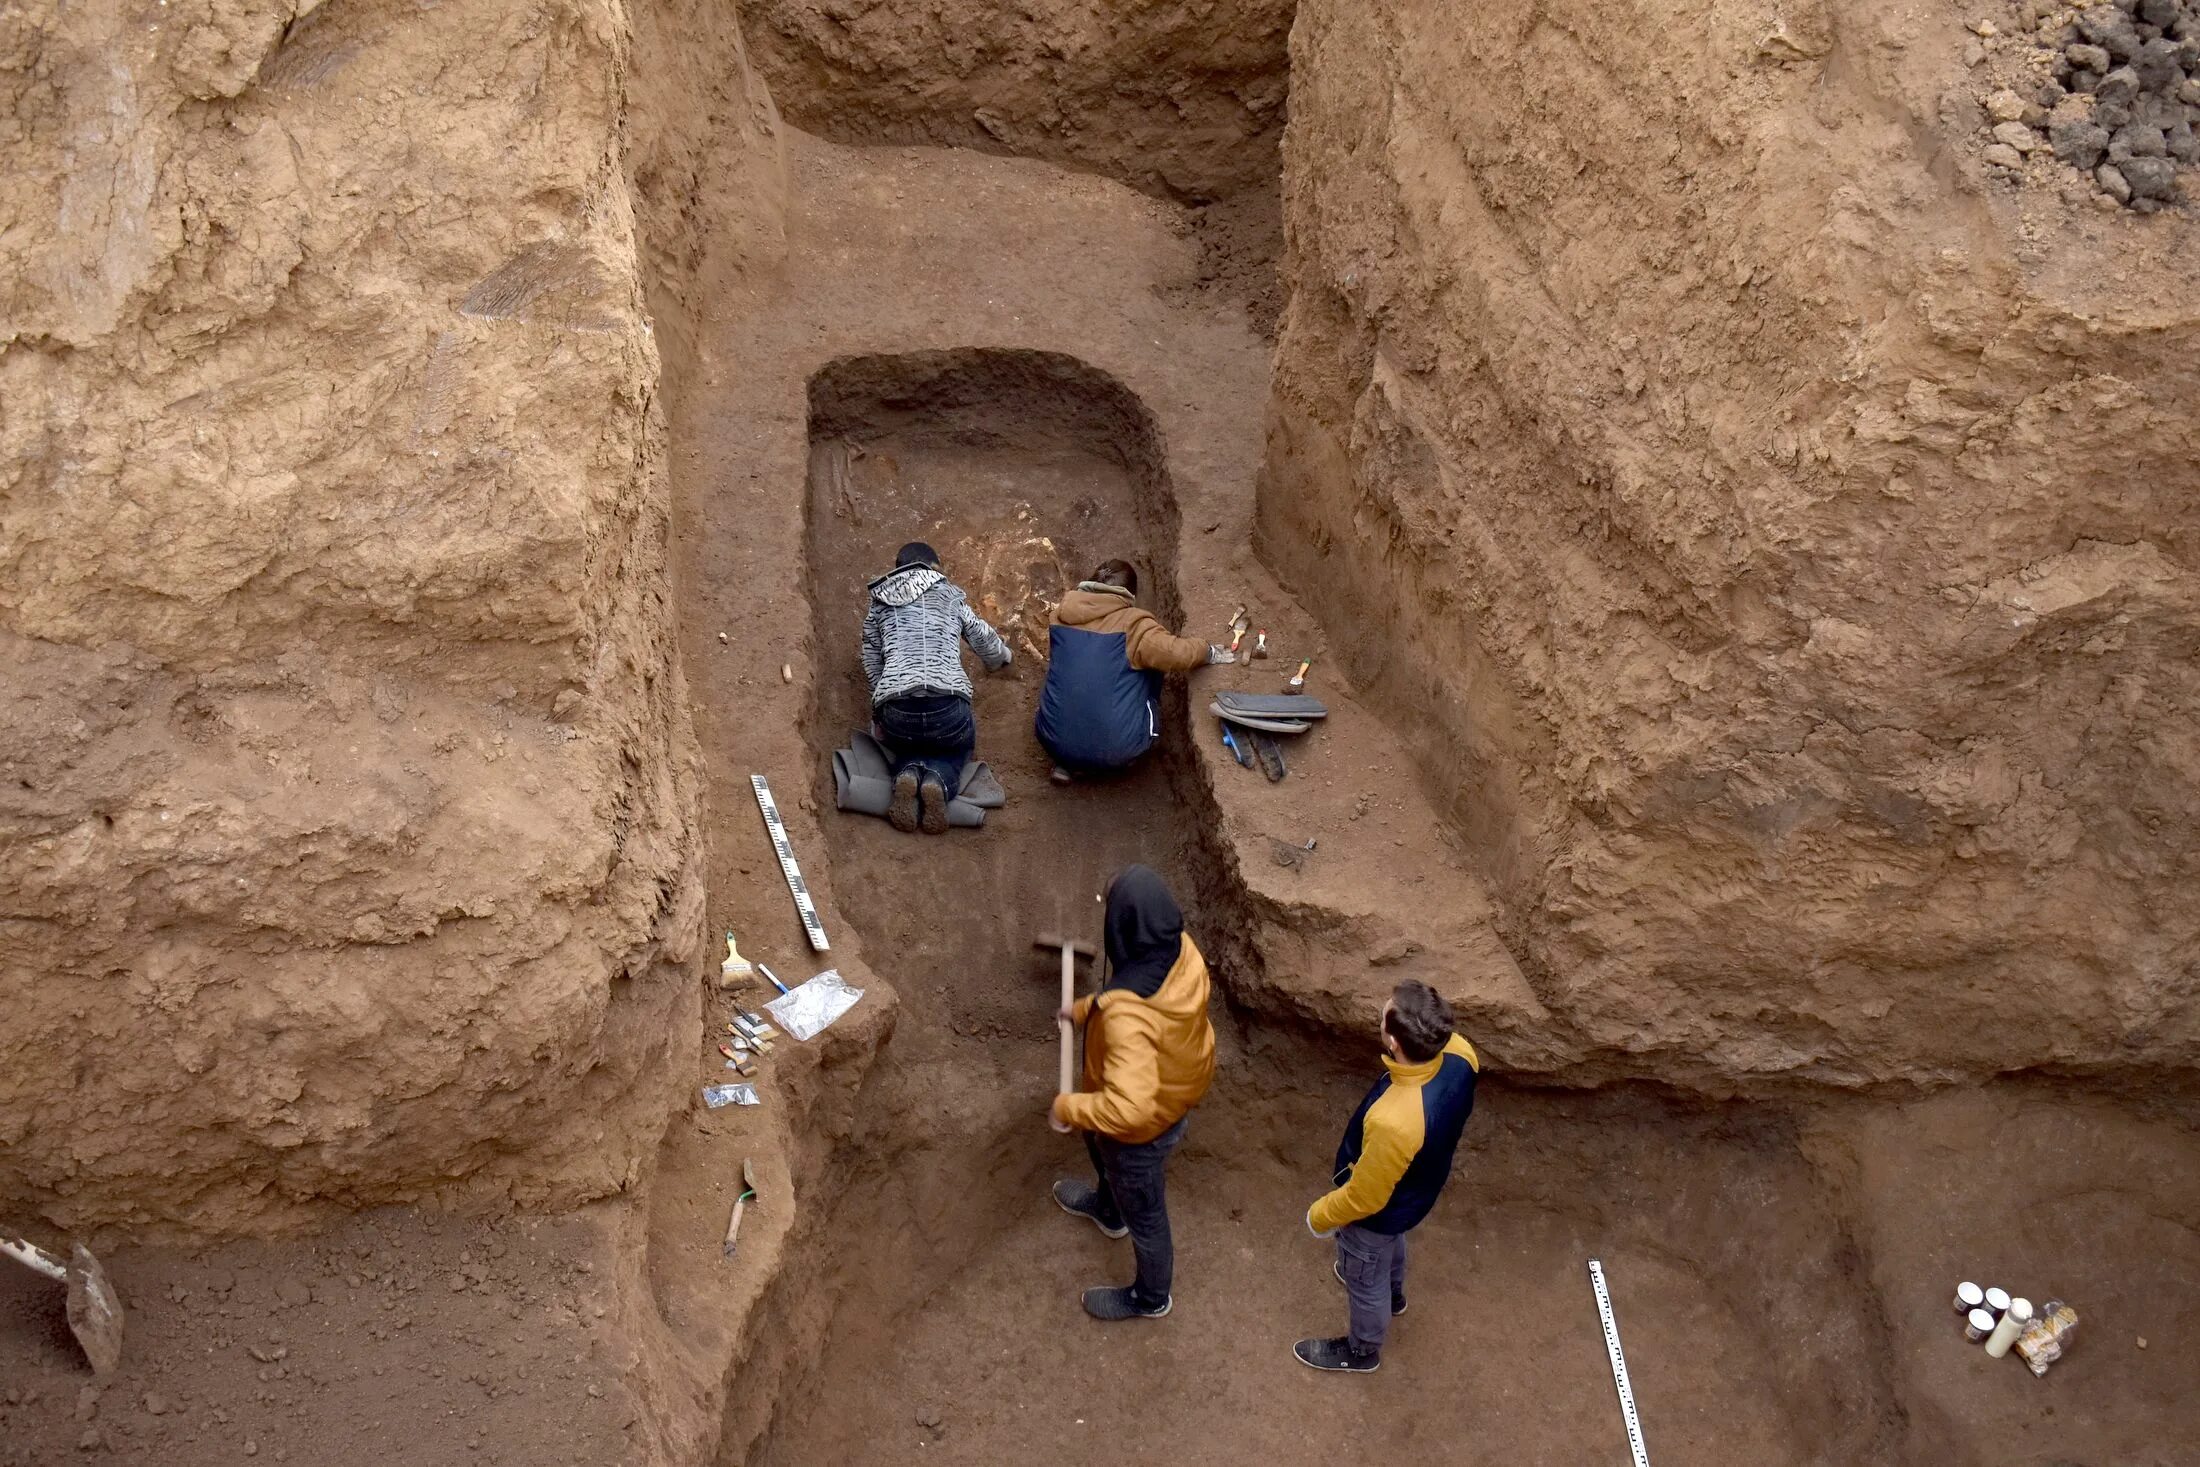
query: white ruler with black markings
1589 1260 1651 1467
751 774 828 952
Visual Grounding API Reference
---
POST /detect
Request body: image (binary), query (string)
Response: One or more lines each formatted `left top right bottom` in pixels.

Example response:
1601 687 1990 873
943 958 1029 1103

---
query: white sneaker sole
1084 1290 1171 1320
1295 1348 1379 1373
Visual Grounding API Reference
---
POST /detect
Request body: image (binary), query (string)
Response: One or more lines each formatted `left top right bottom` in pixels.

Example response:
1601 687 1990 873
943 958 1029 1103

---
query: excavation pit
800 348 1196 1040
4 78 2197 1467
668 136 2200 1467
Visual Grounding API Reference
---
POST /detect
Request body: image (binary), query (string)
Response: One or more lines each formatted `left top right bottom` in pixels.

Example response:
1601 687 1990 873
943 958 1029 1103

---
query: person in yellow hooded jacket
1049 865 1216 1320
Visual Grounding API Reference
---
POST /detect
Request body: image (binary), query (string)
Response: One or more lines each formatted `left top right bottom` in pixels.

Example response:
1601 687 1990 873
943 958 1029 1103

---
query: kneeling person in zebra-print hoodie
861 541 1013 835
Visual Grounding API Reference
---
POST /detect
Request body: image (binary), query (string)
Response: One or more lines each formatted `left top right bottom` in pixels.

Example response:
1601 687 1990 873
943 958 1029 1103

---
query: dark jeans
873 692 975 793
1336 1222 1407 1355
1085 1115 1189 1308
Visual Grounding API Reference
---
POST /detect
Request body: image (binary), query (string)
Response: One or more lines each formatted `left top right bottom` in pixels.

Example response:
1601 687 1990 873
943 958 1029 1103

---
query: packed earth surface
2 2 2197 1466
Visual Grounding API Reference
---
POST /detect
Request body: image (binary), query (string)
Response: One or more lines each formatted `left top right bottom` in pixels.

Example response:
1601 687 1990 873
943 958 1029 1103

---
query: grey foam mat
832 730 1004 829
1213 691 1328 719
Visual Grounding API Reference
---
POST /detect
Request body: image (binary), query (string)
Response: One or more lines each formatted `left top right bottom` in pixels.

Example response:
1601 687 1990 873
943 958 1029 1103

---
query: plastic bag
702 1083 759 1108
2015 1299 2078 1376
765 968 864 1042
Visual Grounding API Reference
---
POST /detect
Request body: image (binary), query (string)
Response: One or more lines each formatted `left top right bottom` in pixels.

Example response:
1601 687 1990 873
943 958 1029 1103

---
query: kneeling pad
1210 703 1312 735
832 730 1003 828
1212 691 1328 720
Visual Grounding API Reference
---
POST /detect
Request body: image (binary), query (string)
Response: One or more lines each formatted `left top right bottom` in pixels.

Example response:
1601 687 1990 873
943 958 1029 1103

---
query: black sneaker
1083 1286 1171 1321
888 769 920 833
918 775 950 835
1294 1336 1379 1372
1051 1180 1128 1239
1333 1259 1406 1316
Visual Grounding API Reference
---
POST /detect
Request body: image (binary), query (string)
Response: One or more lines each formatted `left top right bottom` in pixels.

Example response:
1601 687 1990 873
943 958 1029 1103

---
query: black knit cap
895 541 941 570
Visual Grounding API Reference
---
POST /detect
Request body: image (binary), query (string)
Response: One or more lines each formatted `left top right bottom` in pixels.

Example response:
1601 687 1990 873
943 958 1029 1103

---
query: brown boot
888 769 920 833
918 775 950 835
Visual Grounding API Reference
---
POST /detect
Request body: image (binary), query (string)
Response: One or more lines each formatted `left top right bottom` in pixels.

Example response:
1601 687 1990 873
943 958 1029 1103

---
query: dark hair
896 541 941 570
1383 981 1454 1062
1091 559 1139 597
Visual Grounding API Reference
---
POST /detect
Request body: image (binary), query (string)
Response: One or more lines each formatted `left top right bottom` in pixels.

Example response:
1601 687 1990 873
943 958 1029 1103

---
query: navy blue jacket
1034 585 1205 771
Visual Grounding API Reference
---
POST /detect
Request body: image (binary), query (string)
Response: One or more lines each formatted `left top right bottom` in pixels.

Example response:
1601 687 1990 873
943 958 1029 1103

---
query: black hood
1103 865 1184 1000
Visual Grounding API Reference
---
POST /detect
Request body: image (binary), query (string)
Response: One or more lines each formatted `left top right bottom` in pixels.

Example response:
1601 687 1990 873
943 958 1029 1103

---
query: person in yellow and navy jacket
1049 865 1216 1321
1296 980 1479 1372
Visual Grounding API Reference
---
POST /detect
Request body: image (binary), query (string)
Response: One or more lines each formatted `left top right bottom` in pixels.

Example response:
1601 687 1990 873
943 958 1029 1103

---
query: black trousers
1085 1115 1189 1307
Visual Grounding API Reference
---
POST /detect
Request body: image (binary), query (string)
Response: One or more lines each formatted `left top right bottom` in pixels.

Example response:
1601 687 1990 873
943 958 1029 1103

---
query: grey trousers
1336 1222 1407 1355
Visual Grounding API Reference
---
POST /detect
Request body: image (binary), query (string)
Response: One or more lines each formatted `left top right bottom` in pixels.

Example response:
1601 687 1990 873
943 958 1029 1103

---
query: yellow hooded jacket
1052 935 1217 1143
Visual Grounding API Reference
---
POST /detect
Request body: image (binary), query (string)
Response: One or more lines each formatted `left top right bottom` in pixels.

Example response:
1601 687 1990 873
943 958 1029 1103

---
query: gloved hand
1306 1207 1337 1240
1206 644 1237 665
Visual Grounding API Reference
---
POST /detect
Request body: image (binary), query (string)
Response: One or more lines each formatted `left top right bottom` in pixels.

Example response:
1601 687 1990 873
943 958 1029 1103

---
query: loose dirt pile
1957 0 2200 209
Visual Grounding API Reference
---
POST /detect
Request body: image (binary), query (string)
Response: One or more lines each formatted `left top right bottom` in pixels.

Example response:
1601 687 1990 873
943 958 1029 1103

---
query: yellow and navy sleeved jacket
1308 1033 1479 1236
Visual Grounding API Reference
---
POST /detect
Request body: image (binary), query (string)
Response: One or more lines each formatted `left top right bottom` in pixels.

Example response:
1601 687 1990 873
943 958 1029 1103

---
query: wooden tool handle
722 1196 748 1256
1058 942 1076 1098
0 1236 66 1283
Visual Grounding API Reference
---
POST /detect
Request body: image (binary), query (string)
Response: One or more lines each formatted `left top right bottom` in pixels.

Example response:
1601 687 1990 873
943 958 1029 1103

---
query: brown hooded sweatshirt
1049 584 1207 674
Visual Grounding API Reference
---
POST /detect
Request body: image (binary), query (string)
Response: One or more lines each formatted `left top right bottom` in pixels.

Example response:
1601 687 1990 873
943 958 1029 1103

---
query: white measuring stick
751 774 829 953
1588 1260 1651 1467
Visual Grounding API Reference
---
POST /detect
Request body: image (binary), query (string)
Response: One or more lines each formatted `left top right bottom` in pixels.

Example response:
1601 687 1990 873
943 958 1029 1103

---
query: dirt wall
1262 0 2200 1087
627 0 788 386
0 0 727 1230
740 0 1293 200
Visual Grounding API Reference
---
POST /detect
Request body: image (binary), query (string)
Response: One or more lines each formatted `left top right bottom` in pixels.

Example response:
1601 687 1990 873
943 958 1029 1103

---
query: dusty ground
0 1208 635 1465
5 57 2198 1467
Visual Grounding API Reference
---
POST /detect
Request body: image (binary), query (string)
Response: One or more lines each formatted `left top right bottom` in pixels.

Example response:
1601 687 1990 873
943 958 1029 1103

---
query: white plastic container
1965 1307 1996 1342
1953 1281 1985 1313
1986 1298 2033 1358
1984 1286 2011 1316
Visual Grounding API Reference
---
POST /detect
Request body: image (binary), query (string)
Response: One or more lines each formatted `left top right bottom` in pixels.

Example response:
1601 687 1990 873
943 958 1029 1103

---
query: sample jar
1986 1298 2034 1359
1953 1281 1985 1313
1965 1308 1996 1342
1984 1287 2011 1316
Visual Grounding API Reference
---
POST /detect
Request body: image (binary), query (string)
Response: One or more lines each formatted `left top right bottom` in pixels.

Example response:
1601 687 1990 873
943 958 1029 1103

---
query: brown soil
6 8 2200 1467
802 348 1197 1039
686 133 2200 1467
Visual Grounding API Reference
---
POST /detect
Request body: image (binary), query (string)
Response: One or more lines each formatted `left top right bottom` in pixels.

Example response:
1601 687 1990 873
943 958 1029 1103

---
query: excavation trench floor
671 133 2200 1467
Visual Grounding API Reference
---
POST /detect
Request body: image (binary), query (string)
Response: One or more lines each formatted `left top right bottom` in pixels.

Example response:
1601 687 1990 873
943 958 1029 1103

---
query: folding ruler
750 774 828 952
1588 1260 1651 1467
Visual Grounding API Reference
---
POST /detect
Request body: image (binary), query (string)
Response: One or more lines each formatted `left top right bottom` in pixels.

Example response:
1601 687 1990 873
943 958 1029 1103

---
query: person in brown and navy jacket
1048 865 1217 1321
1033 560 1232 781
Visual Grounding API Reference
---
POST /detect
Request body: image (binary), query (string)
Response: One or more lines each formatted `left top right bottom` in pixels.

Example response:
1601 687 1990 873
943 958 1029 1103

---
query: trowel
1 1234 125 1375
